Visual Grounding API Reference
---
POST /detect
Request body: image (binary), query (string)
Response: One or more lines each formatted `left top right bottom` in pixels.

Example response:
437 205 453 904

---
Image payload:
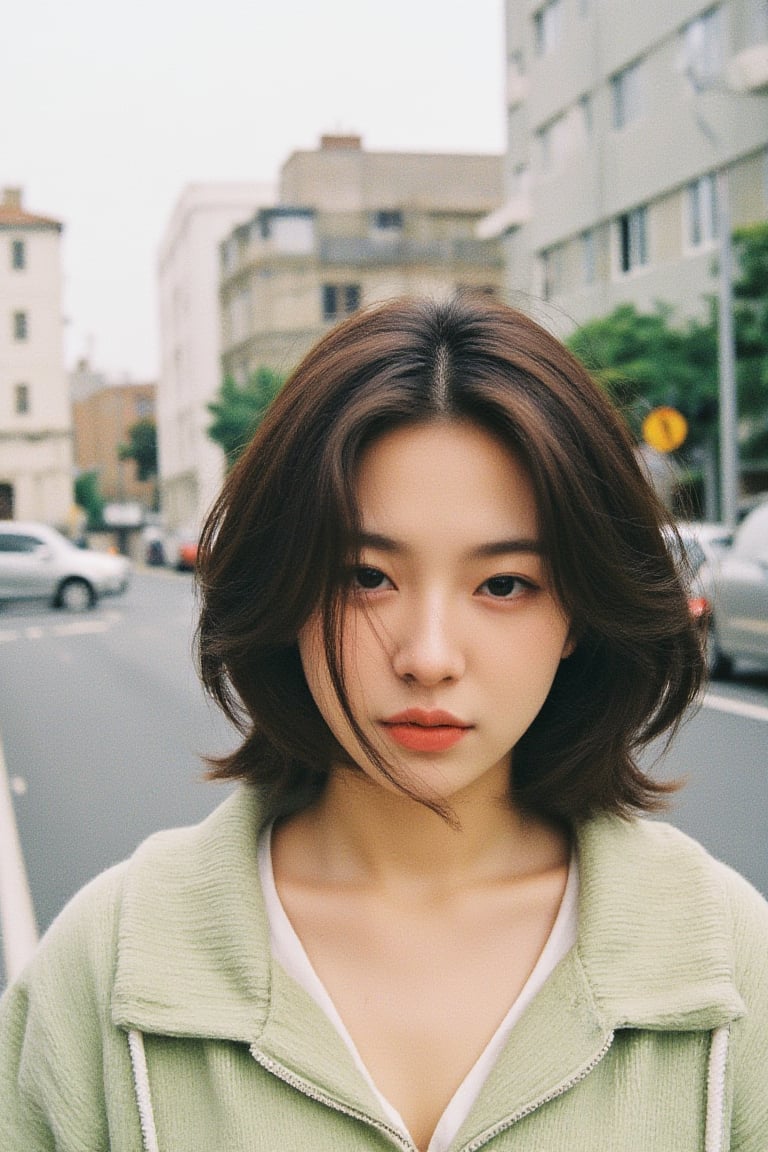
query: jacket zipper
252 1033 614 1152
250 1046 418 1151
459 1031 615 1151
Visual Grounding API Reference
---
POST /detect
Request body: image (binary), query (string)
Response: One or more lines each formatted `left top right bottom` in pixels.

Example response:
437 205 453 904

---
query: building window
579 94 593 136
0 483 13 519
373 210 403 230
539 245 565 300
611 60 644 129
533 0 562 56
682 7 723 88
537 113 569 172
136 397 153 419
749 0 768 41
581 230 597 285
13 311 28 340
322 283 361 322
687 173 719 247
616 206 649 273
14 384 30 414
11 240 25 270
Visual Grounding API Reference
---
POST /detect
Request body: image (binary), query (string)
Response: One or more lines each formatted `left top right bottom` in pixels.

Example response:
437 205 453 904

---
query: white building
157 182 274 533
485 0 768 331
0 187 72 525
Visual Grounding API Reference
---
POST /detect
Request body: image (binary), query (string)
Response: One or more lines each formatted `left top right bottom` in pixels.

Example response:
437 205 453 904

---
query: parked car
663 521 733 630
0 521 131 611
164 528 198 572
697 499 768 677
672 521 733 573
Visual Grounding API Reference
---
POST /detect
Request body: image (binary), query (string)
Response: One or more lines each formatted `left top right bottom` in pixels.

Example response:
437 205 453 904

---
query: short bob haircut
197 294 703 824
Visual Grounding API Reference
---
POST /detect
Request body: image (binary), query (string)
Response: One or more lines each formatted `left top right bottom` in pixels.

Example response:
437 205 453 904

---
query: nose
390 596 466 686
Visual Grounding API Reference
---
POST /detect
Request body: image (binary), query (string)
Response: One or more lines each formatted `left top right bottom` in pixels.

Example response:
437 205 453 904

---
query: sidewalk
0 725 38 989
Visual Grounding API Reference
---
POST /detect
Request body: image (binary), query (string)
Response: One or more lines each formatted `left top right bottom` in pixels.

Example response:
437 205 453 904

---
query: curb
0 729 38 983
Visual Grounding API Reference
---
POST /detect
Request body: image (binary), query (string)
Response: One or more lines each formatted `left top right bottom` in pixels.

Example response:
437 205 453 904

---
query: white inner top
258 826 579 1152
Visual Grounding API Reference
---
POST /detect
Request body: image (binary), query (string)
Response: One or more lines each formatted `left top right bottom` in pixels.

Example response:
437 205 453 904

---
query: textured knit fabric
1 787 767 1151
259 823 579 1151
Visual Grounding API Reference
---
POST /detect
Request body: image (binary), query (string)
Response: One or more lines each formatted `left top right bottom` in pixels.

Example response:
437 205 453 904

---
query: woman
2 294 767 1151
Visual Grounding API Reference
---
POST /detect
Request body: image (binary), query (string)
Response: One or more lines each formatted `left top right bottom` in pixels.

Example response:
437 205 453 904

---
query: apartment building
70 359 157 510
219 136 504 383
157 182 274 533
484 0 768 331
0 187 72 524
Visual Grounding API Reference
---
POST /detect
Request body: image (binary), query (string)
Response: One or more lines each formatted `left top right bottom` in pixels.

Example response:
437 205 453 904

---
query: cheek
297 617 333 712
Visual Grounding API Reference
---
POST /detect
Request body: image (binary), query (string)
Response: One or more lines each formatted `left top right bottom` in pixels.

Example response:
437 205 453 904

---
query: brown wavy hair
196 294 702 823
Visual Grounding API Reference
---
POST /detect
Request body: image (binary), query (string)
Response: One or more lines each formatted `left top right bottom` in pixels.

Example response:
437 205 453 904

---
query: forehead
355 421 539 540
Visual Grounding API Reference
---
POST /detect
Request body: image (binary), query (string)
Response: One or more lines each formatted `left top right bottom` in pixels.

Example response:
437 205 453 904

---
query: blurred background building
70 359 157 511
484 0 768 329
219 135 504 381
156 182 275 535
0 187 72 526
156 140 503 536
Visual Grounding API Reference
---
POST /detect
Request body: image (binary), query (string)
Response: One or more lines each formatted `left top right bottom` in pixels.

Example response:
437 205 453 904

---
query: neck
278 764 568 893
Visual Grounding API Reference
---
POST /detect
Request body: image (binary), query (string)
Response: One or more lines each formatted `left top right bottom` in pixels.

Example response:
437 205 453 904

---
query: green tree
732 222 768 461
74 470 105 530
566 303 719 450
566 224 768 462
119 419 158 481
207 368 285 468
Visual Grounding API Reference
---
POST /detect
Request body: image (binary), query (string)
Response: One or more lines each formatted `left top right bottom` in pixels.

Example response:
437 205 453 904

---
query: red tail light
688 595 712 619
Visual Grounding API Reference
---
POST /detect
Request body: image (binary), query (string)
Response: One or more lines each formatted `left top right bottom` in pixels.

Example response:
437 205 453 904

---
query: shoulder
7 788 262 1007
575 814 768 1024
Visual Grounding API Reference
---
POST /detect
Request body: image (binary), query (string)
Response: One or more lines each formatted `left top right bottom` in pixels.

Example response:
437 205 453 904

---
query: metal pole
715 166 739 529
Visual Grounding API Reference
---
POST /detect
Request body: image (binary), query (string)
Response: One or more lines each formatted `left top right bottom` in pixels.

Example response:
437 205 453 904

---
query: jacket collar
112 788 744 1053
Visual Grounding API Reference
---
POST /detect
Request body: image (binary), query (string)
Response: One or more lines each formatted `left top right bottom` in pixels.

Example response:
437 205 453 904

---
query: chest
275 874 568 1151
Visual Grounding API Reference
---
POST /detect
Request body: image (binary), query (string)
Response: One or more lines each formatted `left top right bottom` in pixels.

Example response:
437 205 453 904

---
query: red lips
381 709 472 752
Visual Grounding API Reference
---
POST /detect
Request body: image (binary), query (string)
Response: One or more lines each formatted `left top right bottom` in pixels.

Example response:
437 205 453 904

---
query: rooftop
0 186 62 229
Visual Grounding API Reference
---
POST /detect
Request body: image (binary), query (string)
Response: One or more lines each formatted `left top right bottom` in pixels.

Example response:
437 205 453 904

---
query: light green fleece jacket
1 787 767 1151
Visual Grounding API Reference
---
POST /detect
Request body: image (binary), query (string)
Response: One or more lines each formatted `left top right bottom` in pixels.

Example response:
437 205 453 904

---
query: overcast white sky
2 0 506 381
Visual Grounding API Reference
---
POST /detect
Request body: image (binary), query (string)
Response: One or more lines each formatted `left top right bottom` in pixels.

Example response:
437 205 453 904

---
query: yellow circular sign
642 406 688 453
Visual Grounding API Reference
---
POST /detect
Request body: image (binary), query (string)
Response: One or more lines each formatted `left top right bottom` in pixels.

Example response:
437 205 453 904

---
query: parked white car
697 500 768 677
662 521 733 634
0 521 131 611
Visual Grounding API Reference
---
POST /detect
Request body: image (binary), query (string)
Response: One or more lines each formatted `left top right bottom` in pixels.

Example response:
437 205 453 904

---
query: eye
477 574 534 600
352 566 393 591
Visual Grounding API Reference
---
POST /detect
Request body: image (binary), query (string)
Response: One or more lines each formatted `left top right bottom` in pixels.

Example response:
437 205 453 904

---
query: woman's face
298 420 574 806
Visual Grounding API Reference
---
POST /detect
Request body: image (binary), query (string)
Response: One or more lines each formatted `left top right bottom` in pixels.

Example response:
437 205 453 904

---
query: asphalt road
1 569 767 985
0 570 235 956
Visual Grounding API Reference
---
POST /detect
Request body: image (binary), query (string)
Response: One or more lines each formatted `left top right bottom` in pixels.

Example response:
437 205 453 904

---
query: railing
317 236 502 266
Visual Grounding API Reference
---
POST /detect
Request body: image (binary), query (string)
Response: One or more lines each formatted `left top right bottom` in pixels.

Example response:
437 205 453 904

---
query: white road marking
0 614 119 644
0 729 38 982
703 692 768 724
52 620 110 636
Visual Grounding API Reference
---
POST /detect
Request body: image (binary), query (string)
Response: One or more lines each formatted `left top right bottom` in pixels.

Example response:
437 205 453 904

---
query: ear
560 624 580 660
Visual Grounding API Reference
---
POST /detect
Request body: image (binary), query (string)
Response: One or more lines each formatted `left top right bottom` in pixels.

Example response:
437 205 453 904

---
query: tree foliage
74 470 104 530
566 223 768 460
732 222 768 456
566 303 718 450
119 419 158 482
207 368 286 468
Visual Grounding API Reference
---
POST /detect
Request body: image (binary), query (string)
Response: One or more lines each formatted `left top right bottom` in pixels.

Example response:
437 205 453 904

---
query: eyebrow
354 532 544 558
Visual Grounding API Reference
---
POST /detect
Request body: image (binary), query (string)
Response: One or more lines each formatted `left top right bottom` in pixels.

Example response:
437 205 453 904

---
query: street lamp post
715 166 740 529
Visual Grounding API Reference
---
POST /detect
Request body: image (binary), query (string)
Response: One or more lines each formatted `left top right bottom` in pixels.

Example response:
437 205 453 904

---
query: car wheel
56 578 96 612
705 620 733 680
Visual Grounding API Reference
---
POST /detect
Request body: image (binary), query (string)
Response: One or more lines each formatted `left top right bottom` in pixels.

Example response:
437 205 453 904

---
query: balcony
476 194 531 239
729 42 768 91
317 236 502 267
